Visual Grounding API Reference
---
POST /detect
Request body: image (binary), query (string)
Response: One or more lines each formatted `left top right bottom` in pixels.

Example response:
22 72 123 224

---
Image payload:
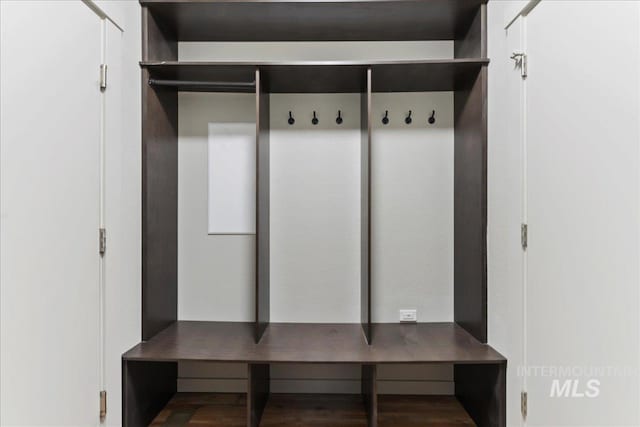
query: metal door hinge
511 51 528 78
99 390 107 420
100 64 107 91
99 228 106 256
521 223 528 250
521 391 527 419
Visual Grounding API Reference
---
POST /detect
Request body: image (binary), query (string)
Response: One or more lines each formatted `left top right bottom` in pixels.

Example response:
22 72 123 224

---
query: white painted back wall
177 42 456 393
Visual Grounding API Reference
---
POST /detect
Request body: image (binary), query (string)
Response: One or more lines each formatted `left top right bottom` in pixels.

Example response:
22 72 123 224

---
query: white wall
177 42 456 394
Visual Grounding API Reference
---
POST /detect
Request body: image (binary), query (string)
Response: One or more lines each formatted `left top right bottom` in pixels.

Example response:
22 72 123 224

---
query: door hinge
99 228 106 256
100 64 107 91
521 223 528 250
99 390 107 420
521 391 528 419
510 51 528 78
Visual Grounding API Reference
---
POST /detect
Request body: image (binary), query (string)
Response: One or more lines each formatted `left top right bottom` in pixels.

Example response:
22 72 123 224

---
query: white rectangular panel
208 122 256 234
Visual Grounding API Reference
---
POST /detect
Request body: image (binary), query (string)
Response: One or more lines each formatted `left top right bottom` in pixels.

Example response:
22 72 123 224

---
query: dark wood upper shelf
141 0 486 42
141 59 488 92
123 321 505 364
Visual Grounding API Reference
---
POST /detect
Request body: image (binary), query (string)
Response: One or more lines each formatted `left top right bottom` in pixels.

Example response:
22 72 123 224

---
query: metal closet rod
148 78 256 90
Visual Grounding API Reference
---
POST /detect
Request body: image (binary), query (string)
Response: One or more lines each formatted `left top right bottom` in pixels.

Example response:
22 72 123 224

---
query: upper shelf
140 0 486 42
141 59 488 92
123 321 505 364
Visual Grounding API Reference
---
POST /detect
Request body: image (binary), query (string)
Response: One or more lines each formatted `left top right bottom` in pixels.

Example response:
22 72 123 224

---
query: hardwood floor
148 393 476 427
378 395 475 427
261 394 368 427
149 393 246 427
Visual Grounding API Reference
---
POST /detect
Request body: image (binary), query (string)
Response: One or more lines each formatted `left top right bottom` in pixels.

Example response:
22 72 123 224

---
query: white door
525 1 640 425
103 18 142 426
0 1 102 425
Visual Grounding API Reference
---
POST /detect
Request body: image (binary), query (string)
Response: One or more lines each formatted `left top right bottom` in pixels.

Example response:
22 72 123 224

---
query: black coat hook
312 111 319 125
382 110 389 125
428 110 436 124
405 110 412 125
288 111 295 125
336 110 343 125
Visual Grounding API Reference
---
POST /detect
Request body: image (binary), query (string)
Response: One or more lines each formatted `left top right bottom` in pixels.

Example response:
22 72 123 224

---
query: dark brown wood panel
141 5 177 61
261 394 368 427
148 393 246 427
455 363 506 427
378 395 476 426
453 66 487 343
361 364 377 427
255 69 270 343
140 60 489 93
122 360 177 427
123 321 505 364
361 68 372 344
141 0 485 42
142 69 178 341
248 364 270 427
454 3 486 59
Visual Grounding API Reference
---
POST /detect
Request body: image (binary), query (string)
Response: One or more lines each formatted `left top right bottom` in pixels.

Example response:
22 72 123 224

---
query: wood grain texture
149 393 246 427
455 363 506 427
255 69 270 342
141 60 489 93
122 322 505 364
261 394 368 427
378 395 476 426
361 365 377 427
248 364 270 427
141 69 178 341
361 68 372 344
140 0 485 42
453 66 487 343
122 360 177 427
454 3 486 59
141 5 177 61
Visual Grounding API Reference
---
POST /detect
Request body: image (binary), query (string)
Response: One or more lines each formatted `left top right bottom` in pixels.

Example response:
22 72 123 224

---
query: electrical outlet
399 309 417 323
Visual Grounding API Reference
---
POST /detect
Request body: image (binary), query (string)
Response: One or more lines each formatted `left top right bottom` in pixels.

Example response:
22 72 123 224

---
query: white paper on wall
208 122 256 234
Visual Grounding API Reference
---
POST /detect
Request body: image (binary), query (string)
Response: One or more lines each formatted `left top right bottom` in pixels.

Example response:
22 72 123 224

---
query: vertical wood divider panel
360 68 373 344
255 69 271 342
141 6 177 62
361 364 378 427
248 363 270 427
454 363 506 427
122 360 177 427
454 66 488 343
454 3 487 59
142 68 178 341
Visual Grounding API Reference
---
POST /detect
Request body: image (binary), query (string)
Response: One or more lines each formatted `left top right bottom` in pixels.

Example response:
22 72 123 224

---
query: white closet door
525 2 640 425
103 18 142 426
0 1 102 425
493 15 526 427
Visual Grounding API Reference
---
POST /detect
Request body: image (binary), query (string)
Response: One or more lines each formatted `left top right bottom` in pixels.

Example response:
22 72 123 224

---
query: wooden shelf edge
140 59 490 67
122 321 506 364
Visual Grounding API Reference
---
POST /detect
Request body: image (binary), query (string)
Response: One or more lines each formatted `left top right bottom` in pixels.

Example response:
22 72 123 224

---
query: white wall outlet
399 309 417 323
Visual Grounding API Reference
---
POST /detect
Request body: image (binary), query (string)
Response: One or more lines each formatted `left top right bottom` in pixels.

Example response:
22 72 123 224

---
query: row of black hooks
382 110 436 125
287 110 436 125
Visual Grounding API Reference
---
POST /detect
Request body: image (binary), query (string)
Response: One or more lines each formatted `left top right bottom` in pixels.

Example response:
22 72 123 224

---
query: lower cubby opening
149 393 246 427
147 393 478 427
262 394 369 427
378 395 475 427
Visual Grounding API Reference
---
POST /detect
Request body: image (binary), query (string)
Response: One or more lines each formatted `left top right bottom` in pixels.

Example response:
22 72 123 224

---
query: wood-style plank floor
148 393 476 427
149 393 245 427
261 394 367 427
378 395 476 426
